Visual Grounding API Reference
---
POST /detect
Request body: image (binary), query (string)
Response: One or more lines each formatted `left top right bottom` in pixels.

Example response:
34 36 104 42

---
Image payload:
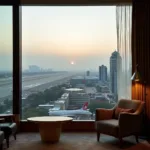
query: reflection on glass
0 6 12 114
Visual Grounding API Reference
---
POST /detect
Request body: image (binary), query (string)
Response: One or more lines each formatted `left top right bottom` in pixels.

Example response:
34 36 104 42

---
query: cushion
95 119 119 136
98 109 114 120
115 107 134 119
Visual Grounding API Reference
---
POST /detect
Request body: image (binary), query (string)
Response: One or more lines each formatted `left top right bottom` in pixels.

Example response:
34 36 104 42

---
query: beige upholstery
95 99 144 146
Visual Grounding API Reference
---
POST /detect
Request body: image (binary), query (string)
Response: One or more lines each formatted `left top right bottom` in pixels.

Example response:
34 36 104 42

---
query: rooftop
65 88 83 92
71 76 98 80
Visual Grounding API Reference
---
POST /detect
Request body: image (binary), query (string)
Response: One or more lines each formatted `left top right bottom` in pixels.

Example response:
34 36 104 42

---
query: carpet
4 133 150 150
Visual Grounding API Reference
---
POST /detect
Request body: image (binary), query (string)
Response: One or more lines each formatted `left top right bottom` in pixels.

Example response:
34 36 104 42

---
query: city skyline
0 6 117 71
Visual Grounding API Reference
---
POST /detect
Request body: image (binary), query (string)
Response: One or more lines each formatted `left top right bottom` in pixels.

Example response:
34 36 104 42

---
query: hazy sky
0 6 117 71
0 6 12 71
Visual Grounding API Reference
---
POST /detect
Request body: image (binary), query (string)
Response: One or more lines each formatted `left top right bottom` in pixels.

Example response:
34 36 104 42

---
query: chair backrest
117 99 144 114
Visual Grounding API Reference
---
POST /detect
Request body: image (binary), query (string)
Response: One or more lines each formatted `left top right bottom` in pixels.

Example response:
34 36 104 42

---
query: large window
0 6 12 114
21 6 124 120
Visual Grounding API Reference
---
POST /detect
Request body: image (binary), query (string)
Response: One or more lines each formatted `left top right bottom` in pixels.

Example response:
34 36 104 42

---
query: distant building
58 93 69 109
99 85 110 93
86 70 90 76
99 65 107 81
110 51 122 97
69 92 90 108
64 88 90 107
28 65 41 72
70 76 99 87
90 93 109 103
54 100 66 110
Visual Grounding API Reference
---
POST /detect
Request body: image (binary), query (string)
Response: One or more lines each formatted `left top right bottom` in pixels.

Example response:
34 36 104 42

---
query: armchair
95 99 144 147
0 114 17 148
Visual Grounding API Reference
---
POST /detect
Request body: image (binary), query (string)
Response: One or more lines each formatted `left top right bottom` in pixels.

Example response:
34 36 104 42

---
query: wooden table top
27 116 73 122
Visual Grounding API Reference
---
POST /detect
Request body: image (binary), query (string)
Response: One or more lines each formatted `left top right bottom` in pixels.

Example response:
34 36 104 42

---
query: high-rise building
28 65 41 72
86 70 90 76
110 51 122 96
99 65 107 81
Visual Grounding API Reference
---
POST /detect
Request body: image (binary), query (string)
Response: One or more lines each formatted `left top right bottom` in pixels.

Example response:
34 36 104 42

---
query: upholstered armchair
0 115 17 148
95 99 144 147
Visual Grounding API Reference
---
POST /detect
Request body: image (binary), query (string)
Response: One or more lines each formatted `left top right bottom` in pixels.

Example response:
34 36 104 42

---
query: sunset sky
0 6 117 71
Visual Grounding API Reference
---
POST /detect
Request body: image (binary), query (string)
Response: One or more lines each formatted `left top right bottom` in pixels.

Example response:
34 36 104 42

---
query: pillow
115 107 134 119
98 109 114 120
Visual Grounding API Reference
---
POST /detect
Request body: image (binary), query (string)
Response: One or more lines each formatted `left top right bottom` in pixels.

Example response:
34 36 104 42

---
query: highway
0 72 77 100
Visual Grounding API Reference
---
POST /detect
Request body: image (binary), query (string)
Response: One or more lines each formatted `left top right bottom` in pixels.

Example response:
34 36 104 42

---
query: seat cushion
0 131 4 144
95 119 119 136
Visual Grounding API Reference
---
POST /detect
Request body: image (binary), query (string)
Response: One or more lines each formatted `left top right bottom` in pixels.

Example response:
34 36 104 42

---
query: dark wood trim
13 4 22 115
20 121 95 132
0 0 20 5
20 0 132 6
1 0 132 6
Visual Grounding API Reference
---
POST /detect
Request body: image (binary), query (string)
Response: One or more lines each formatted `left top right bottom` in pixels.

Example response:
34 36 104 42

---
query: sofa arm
96 108 114 121
119 112 142 137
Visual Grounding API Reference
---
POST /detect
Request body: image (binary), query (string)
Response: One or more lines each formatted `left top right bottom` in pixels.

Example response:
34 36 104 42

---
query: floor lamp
131 64 148 139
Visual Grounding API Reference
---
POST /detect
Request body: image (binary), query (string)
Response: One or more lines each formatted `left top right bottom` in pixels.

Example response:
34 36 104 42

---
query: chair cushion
115 107 134 119
98 109 114 120
95 119 119 136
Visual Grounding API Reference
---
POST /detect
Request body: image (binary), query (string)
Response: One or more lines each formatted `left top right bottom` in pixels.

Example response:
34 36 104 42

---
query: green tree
4 99 12 108
22 108 48 120
26 92 45 107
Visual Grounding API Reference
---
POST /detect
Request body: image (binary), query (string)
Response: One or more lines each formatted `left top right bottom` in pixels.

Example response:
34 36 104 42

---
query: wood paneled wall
132 0 150 119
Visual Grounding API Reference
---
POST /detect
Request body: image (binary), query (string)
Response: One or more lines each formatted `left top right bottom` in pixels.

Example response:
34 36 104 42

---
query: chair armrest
96 108 114 121
0 115 15 123
119 112 142 136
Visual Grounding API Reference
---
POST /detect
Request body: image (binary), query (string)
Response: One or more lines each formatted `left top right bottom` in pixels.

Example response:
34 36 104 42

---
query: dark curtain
132 0 150 119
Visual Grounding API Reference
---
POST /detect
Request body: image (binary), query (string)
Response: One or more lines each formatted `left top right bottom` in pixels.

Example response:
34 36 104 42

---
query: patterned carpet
3 133 150 150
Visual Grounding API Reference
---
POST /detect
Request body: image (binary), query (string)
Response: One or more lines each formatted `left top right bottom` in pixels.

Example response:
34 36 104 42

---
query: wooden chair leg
135 134 139 143
0 144 3 150
119 137 123 148
13 133 16 140
97 132 100 142
6 137 9 148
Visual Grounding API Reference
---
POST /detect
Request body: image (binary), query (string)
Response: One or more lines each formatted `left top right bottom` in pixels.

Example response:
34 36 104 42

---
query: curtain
132 0 150 119
116 5 132 100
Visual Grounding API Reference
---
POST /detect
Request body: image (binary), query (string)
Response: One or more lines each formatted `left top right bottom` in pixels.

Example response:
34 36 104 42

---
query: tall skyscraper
99 65 107 81
110 51 122 96
86 70 90 76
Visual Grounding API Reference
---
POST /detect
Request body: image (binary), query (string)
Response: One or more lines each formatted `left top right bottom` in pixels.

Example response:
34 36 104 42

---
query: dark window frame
0 0 132 129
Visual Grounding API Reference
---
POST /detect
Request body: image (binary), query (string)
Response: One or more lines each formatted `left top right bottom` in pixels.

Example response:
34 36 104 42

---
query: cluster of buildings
39 50 122 111
24 65 52 73
98 51 122 99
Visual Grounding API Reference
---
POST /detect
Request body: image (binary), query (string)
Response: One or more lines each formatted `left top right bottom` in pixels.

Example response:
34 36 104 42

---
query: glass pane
22 6 120 120
0 6 12 114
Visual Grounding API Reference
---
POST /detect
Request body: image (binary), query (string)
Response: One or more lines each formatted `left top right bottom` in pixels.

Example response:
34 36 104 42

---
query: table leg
38 122 62 142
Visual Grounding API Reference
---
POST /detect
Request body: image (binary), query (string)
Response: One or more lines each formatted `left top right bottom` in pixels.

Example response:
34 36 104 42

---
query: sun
70 61 75 65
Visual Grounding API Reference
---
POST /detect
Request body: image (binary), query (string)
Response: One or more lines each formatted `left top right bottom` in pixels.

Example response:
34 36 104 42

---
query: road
0 72 77 100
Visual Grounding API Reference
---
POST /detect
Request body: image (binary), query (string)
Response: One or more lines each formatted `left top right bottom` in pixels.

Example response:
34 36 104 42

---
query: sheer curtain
116 5 132 100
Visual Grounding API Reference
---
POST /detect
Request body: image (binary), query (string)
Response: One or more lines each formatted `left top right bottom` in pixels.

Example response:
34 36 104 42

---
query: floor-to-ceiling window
0 6 12 114
21 6 124 120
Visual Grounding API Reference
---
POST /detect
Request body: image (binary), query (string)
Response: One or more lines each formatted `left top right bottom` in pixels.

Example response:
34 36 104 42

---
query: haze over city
0 6 117 71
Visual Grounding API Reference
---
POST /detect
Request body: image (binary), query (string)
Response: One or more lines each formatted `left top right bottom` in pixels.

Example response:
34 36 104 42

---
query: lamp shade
131 71 141 82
